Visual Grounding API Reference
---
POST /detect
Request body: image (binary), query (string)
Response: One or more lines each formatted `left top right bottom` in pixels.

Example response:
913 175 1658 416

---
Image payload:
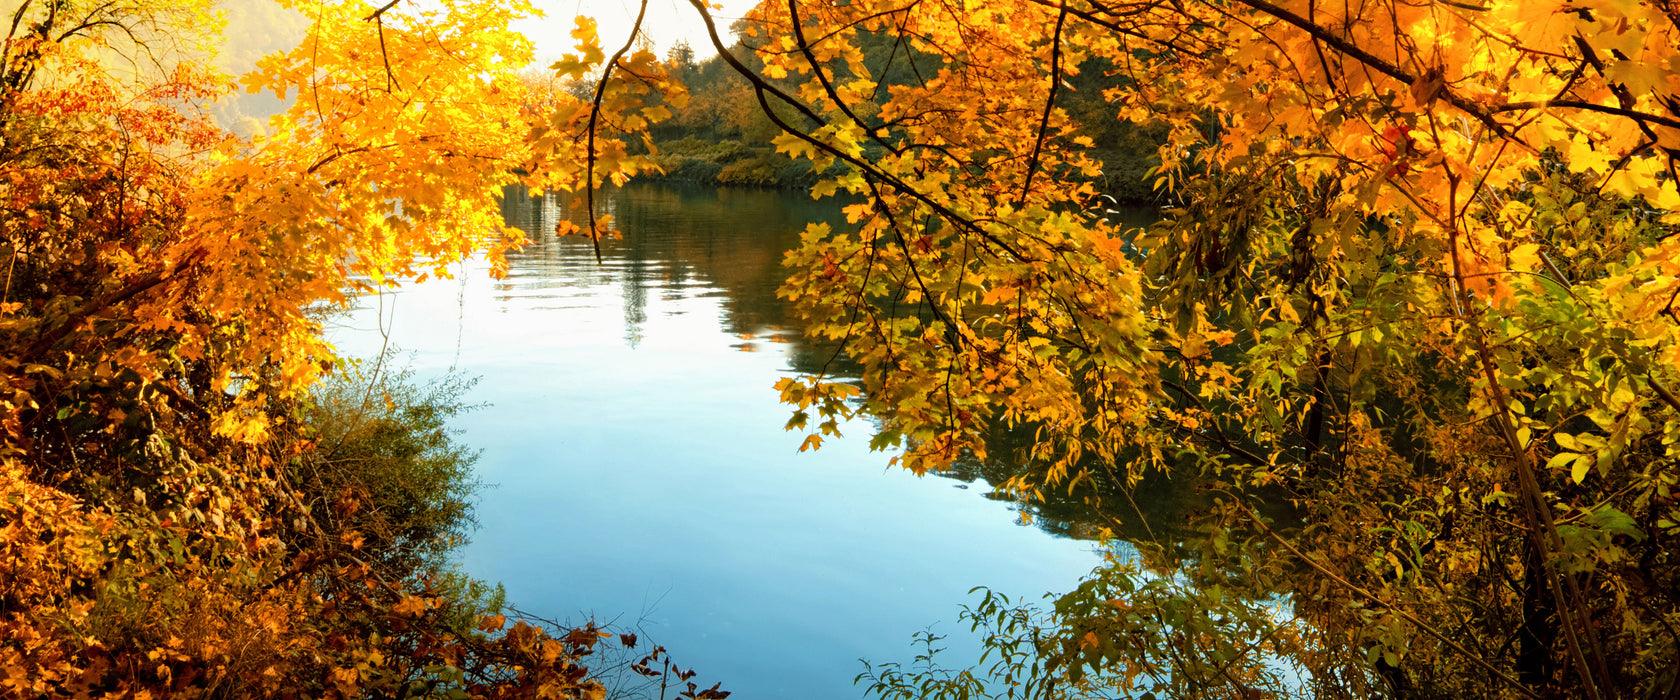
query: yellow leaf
1508 243 1541 273
393 595 429 618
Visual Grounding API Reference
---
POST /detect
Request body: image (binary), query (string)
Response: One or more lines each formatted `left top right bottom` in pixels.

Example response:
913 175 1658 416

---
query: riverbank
643 136 842 190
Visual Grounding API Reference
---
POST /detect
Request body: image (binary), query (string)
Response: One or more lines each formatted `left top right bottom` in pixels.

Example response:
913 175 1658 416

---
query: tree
0 0 711 697
7 0 1678 696
604 0 1680 697
667 39 697 81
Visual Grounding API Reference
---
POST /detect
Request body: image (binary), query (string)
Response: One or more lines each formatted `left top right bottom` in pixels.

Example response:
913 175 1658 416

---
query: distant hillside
213 0 310 135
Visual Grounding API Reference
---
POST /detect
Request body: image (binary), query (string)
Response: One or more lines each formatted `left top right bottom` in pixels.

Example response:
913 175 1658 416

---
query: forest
3 0 1679 698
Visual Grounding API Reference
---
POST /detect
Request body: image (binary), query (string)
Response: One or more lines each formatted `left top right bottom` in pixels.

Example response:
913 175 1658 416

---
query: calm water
329 183 1122 699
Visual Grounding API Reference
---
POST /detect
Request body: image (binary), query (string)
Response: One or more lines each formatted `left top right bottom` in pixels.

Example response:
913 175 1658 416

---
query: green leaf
1571 454 1591 485
1588 506 1642 540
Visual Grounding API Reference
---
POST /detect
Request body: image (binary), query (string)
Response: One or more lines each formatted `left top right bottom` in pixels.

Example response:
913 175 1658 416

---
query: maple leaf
393 595 428 618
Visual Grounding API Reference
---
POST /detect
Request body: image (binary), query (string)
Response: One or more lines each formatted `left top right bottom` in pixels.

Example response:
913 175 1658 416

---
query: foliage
614 0 1680 697
0 0 717 697
653 48 779 147
645 136 846 189
641 19 1165 199
12 0 1680 696
292 357 485 578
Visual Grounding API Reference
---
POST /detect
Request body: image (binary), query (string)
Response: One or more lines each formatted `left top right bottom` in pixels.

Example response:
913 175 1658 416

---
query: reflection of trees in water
498 183 564 235
928 419 1201 546
493 186 617 296
925 416 1301 547
620 259 650 348
496 182 847 343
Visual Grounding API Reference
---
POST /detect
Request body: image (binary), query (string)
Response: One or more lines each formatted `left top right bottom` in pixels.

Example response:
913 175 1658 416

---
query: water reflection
935 449 1195 544
498 184 844 344
333 183 1150 700
499 184 1183 544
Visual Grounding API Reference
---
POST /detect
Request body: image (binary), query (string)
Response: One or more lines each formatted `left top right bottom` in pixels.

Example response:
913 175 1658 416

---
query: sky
515 0 762 61
205 0 761 134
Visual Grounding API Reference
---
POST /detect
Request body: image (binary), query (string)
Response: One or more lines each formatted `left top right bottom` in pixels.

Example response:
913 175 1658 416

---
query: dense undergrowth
0 2 723 698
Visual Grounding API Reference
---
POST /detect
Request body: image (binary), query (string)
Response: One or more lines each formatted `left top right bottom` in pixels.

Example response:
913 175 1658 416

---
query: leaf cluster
0 1 723 698
641 0 1680 697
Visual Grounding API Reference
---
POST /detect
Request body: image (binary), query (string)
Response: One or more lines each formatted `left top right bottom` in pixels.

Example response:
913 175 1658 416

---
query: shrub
291 357 484 580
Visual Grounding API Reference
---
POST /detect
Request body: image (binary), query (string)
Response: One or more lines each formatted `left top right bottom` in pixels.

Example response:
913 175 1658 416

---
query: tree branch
581 0 653 264
23 246 208 362
1489 99 1680 131
1227 0 1519 142
1019 2 1068 207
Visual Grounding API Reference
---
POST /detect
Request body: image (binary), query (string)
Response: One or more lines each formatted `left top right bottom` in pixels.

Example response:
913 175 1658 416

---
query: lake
328 182 1129 699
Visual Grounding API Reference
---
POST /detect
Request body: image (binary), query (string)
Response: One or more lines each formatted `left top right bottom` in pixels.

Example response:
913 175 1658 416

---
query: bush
292 357 484 579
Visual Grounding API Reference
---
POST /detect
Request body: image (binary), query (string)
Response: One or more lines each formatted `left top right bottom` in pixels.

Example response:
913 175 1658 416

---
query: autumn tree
597 0 1680 697
10 0 1678 696
0 0 711 696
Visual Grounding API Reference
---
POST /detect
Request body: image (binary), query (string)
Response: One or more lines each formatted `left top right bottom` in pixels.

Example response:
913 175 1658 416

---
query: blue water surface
328 184 1105 699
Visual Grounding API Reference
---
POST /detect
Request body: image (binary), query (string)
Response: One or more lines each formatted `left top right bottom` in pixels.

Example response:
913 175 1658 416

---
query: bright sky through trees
514 0 758 59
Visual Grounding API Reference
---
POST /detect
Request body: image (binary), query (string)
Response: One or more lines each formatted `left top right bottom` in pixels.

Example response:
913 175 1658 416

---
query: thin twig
1019 2 1067 206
